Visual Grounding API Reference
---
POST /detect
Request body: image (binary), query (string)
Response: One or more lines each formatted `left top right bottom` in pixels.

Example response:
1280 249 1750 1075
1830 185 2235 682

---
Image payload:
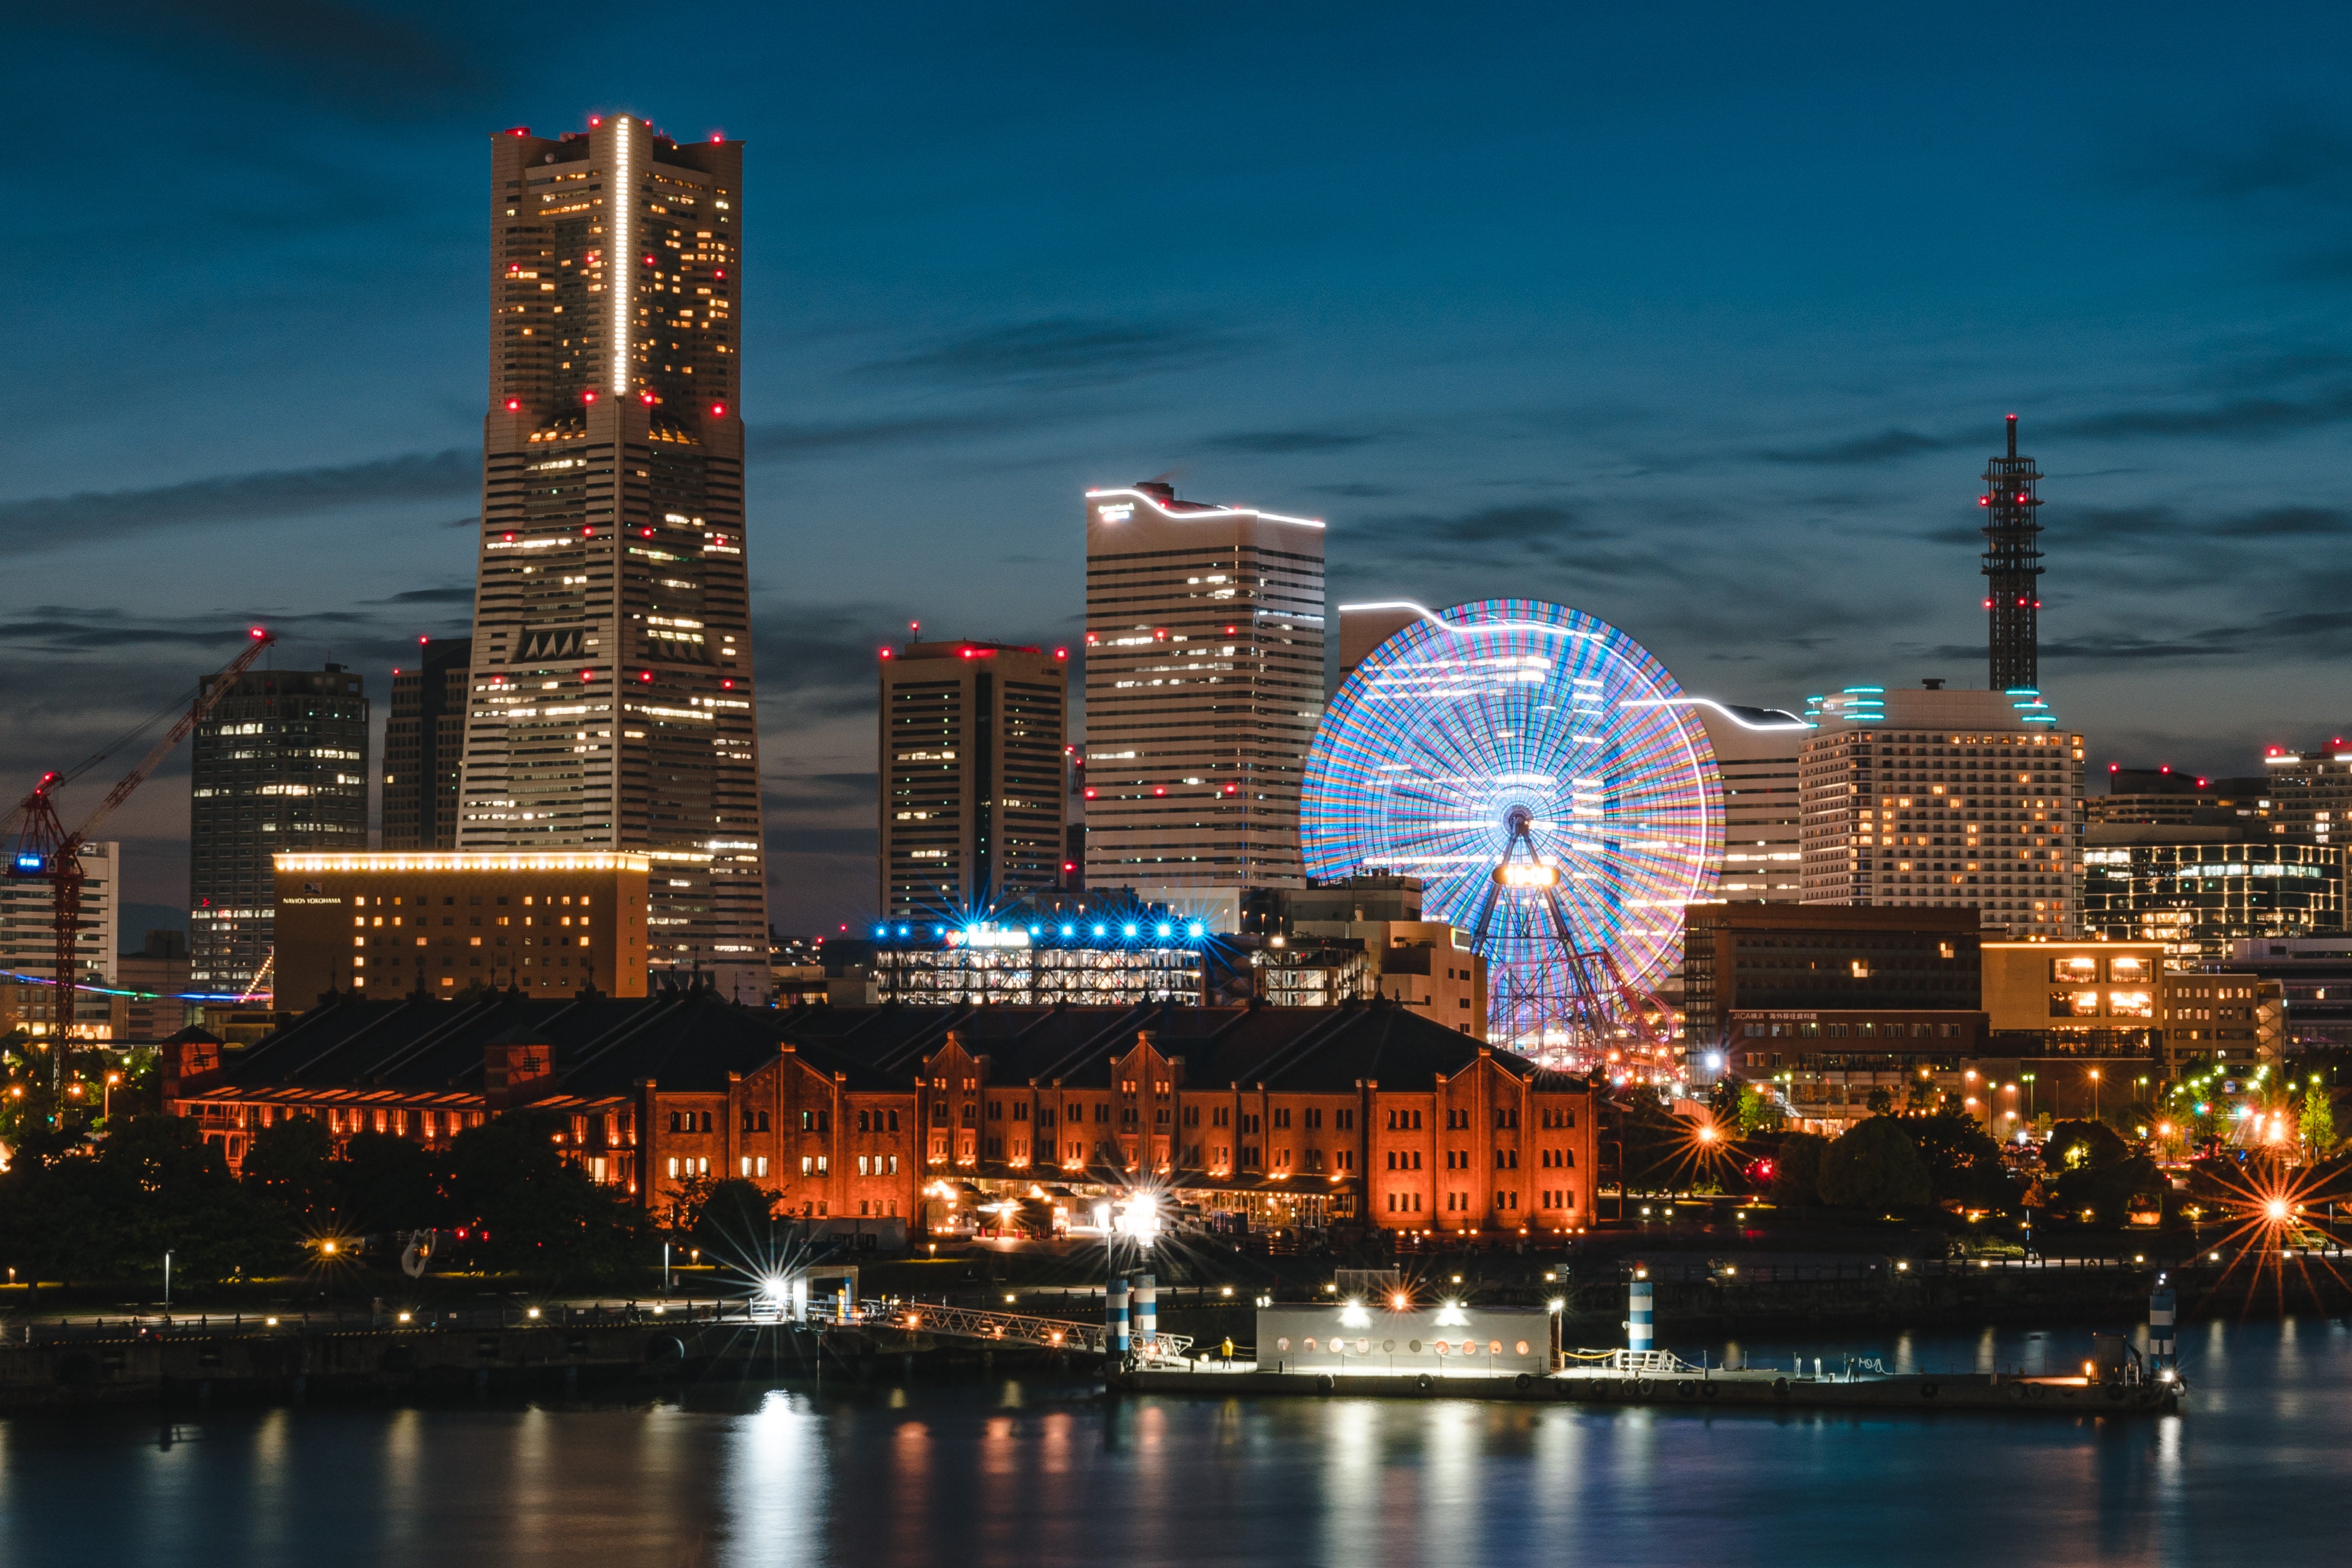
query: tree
1817 1117 1931 1209
442 1110 644 1280
687 1177 783 1270
1866 1086 1894 1116
1735 1085 1780 1136
2043 1119 2128 1174
1908 1111 2014 1209
1767 1131 1828 1208
335 1131 440 1236
240 1115 338 1224
2302 1085 2338 1159
0 1114 290 1287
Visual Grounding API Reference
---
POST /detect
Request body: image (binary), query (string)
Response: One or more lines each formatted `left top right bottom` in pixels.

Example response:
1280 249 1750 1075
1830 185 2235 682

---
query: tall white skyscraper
455 113 768 997
1082 482 1325 925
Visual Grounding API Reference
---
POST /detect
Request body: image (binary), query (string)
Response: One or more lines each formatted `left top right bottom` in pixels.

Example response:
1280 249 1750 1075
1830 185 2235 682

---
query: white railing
856 1300 1192 1362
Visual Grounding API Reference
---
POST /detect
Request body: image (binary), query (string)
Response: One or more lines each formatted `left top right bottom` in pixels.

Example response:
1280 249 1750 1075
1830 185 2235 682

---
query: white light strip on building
1618 697 1814 731
1084 487 1324 529
610 118 631 396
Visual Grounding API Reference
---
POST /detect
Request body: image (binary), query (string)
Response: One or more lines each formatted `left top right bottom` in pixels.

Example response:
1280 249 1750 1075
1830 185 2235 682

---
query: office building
189 666 370 999
2088 767 2274 829
2259 738 2352 847
383 636 472 850
271 850 650 1002
454 114 768 999
2081 825 2340 964
1333 601 1426 696
2224 936 2352 1052
1798 682 2084 935
169 995 1599 1239
118 930 192 1042
878 638 1067 918
874 920 1210 1007
1083 481 1325 924
1687 904 1982 1052
0 841 121 1037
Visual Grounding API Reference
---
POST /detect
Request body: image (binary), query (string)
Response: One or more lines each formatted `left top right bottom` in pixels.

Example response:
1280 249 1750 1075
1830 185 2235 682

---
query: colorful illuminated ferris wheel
1300 599 1722 1065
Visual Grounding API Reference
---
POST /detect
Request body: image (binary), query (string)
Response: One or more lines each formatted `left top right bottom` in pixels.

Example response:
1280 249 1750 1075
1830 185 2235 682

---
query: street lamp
2090 1068 2102 1121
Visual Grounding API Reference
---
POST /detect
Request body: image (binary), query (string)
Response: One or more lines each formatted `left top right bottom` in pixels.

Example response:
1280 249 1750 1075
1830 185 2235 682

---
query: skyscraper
189 666 370 997
877 637 1067 918
455 114 768 997
1082 482 1324 925
1980 414 2044 692
1797 682 2083 936
382 636 471 851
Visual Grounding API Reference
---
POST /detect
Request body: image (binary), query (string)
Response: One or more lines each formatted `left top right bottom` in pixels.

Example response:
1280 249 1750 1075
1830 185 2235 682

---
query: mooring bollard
1108 1277 1129 1358
1628 1279 1653 1354
1135 1274 1156 1353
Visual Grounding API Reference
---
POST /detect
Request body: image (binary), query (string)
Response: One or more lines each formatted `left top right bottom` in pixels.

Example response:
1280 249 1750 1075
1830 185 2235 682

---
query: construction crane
4 629 275 1095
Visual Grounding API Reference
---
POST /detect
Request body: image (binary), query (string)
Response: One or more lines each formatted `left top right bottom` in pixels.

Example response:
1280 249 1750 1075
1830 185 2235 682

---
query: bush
1817 1117 1931 1209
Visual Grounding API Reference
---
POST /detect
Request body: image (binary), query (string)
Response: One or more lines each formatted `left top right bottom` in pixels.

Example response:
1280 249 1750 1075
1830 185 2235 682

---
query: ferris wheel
1300 599 1722 1065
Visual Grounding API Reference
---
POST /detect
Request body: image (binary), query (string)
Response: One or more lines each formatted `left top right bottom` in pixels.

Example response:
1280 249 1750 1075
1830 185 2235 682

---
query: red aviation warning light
506 397 522 412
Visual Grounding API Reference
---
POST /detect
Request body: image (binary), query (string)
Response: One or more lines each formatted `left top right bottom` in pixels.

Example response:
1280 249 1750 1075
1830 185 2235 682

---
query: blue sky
5 2 2351 934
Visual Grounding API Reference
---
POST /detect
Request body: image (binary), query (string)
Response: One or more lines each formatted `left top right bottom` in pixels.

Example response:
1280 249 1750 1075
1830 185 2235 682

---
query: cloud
764 826 877 856
2054 385 2352 442
2117 114 2352 206
375 586 476 604
764 772 878 811
1198 428 1388 455
745 409 1037 459
860 317 1258 388
1757 427 1967 466
0 448 477 556
1312 482 1400 498
34 2 493 115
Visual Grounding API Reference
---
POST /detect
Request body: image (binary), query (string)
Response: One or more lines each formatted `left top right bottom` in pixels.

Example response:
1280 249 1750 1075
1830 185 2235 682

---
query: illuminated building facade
878 638 1067 918
2225 936 2352 1052
1799 683 2084 936
190 666 370 999
872 920 1209 1006
169 997 1598 1241
383 636 472 851
1083 482 1324 920
0 841 121 1037
2080 826 2341 965
454 114 767 999
271 851 650 1002
1668 700 1809 903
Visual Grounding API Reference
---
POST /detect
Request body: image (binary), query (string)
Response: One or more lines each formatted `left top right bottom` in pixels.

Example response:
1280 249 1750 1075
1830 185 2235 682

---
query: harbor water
2 1318 2344 1566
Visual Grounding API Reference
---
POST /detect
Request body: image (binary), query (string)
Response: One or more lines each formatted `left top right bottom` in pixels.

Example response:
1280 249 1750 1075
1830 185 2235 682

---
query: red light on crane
250 627 267 639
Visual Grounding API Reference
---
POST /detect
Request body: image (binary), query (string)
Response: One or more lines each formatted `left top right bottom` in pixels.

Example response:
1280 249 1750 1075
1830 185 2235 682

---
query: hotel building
1798 682 2084 936
272 850 650 1003
1083 482 1324 925
455 114 767 998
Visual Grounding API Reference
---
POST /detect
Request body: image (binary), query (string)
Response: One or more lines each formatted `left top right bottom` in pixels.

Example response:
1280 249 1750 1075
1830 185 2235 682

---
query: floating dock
1109 1364 2183 1416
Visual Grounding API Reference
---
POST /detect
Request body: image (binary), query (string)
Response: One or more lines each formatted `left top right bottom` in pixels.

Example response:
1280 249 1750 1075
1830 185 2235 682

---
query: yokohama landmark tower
1979 413 2044 692
455 114 768 997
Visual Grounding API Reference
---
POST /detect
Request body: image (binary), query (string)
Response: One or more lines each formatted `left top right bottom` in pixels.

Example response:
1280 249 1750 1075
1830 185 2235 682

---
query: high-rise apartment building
878 638 1067 917
0 841 120 1036
1797 682 2084 936
1083 482 1324 923
189 667 370 997
1678 700 1809 903
383 636 471 851
454 115 768 997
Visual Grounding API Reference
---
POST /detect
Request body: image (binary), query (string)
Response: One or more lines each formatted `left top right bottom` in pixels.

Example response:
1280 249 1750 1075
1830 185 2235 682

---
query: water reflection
0 1324 2344 1566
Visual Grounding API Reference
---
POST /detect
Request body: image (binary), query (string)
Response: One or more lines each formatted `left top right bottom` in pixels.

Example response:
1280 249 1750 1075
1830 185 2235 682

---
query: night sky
6 3 2351 936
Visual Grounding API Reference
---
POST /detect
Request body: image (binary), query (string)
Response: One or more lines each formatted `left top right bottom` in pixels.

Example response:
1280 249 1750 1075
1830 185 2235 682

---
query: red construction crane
5 628 275 1094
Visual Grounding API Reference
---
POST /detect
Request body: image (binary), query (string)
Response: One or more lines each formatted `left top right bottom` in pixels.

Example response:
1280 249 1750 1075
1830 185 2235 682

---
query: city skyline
7 8 2352 934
